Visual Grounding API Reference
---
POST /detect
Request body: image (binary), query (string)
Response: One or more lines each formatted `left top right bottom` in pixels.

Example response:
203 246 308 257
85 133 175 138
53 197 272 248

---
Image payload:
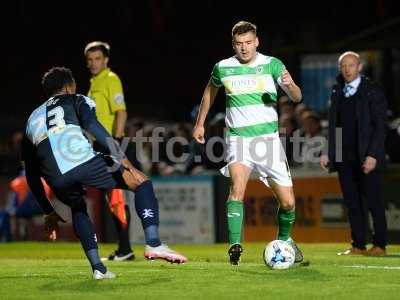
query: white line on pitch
344 265 400 270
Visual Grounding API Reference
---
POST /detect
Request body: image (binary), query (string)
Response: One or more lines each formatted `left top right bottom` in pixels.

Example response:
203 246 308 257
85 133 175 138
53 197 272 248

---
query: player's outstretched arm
193 80 219 144
22 136 55 215
77 96 124 158
279 70 302 102
44 211 66 241
22 136 66 240
120 158 148 190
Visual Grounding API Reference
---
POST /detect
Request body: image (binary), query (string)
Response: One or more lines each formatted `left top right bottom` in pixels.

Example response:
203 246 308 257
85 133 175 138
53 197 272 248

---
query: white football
263 240 295 270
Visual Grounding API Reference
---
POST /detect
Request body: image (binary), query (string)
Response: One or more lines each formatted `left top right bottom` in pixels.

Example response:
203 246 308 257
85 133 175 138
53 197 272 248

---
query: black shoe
107 250 135 261
228 244 243 265
287 238 303 263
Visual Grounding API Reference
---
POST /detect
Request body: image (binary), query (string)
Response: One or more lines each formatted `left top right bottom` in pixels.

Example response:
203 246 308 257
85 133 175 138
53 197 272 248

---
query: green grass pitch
0 242 399 299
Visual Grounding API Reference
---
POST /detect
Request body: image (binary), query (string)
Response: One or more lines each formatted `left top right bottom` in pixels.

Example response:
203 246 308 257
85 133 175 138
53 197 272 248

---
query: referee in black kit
321 51 388 256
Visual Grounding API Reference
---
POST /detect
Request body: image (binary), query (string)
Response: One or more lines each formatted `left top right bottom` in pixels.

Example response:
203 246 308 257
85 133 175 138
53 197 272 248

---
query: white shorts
220 133 292 187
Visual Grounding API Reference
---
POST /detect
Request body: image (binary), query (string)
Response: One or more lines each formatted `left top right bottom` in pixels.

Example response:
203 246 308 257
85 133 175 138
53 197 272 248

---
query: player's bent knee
123 169 149 190
230 185 246 200
280 201 295 211
135 171 148 183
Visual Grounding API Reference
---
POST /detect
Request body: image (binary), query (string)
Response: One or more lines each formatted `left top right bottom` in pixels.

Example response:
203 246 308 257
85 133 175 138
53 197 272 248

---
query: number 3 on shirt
47 106 66 130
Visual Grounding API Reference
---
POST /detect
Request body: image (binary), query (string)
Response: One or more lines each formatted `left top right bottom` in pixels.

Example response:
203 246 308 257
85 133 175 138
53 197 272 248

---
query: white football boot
144 244 188 264
93 269 116 280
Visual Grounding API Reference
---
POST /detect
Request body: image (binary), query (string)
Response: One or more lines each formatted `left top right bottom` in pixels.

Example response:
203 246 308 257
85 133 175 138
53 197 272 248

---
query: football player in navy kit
22 67 187 280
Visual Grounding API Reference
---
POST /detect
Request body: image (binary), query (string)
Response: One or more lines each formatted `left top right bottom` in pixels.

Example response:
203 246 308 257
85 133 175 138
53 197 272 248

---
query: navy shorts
48 154 128 211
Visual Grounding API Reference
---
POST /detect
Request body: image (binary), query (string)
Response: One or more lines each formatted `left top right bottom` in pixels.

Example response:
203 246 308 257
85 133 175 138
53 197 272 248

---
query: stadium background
1 1 400 124
1 0 400 244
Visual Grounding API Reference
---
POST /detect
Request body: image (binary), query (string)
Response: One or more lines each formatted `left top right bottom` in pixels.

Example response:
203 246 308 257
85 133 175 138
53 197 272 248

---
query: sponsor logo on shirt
223 75 275 95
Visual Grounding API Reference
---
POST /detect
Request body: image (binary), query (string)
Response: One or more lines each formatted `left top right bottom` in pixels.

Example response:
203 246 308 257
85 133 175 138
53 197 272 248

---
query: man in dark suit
321 51 388 256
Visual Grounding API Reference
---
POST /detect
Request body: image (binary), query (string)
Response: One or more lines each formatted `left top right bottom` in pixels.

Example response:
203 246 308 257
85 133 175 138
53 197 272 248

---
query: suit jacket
327 75 387 172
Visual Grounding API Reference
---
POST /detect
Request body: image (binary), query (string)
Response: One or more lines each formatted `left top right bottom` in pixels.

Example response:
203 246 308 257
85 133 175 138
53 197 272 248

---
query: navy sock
72 211 105 272
87 249 106 273
145 225 162 247
134 180 161 246
92 263 107 273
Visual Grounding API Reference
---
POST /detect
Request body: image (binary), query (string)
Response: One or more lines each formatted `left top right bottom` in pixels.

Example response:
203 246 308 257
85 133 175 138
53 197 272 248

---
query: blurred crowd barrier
1 167 400 244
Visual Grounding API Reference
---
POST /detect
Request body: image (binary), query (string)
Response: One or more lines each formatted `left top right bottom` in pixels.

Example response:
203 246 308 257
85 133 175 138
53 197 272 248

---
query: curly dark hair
41 67 75 96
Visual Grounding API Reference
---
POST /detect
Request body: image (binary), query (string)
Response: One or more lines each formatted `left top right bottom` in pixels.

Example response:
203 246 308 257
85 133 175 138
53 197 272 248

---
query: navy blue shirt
22 94 119 214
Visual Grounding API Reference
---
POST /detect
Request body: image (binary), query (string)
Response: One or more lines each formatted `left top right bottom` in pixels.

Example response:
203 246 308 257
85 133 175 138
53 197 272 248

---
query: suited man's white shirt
343 76 361 97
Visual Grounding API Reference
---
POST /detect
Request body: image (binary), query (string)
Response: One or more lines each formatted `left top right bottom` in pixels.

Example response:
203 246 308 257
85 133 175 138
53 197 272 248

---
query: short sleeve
77 94 96 109
210 63 223 87
107 75 126 113
270 57 286 82
75 95 97 125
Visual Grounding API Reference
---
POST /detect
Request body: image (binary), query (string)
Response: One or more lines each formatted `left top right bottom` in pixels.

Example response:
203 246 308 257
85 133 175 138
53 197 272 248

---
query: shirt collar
91 67 110 82
345 76 361 89
234 52 260 67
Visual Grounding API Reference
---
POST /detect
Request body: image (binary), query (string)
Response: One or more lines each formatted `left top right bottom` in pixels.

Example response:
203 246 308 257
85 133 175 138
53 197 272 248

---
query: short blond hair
338 51 360 65
232 21 257 37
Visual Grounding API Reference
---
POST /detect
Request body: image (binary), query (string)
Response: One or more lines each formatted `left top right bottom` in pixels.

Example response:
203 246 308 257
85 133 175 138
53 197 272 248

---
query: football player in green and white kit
193 21 303 265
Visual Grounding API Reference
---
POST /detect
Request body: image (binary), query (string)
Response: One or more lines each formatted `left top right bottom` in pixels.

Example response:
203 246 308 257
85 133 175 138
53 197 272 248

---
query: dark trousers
337 160 387 249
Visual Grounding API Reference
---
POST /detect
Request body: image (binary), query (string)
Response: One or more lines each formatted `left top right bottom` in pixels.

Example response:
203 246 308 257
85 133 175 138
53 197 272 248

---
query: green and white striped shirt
211 53 285 137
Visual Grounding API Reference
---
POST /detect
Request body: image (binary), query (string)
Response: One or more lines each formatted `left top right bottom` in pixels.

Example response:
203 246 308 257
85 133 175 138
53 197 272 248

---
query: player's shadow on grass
381 254 400 258
236 268 330 282
39 276 174 292
0 275 54 280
